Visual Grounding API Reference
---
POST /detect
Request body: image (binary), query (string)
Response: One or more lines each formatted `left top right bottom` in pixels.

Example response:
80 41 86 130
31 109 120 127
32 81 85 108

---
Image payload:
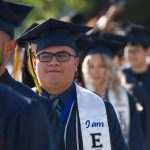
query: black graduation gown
128 93 147 150
0 69 64 150
65 100 128 150
123 66 150 107
123 67 150 150
0 83 51 150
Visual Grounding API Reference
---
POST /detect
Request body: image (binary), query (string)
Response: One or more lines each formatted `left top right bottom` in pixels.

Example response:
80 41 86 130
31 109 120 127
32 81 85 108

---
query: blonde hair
82 53 121 100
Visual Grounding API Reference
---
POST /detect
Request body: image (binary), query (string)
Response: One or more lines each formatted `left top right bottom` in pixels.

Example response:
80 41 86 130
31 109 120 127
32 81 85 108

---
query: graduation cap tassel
12 45 20 80
27 44 42 95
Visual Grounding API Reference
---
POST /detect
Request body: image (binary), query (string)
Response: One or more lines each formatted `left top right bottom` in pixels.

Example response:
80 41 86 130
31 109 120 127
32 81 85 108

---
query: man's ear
33 58 37 69
5 40 17 55
11 40 17 49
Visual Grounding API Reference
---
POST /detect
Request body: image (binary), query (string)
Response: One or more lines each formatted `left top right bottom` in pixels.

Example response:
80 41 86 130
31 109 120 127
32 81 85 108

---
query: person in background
123 24 150 149
81 38 146 150
87 0 125 33
0 1 63 150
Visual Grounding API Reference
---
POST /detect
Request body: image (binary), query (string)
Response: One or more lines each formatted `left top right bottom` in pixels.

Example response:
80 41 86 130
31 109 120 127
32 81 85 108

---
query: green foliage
10 0 99 25
8 0 150 37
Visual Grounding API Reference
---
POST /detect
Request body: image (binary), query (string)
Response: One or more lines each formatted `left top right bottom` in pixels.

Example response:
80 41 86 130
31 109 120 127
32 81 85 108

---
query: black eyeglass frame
36 51 76 62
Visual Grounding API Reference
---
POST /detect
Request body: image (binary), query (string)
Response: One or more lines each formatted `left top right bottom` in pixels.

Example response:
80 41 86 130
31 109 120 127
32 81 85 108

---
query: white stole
76 85 111 150
108 87 130 145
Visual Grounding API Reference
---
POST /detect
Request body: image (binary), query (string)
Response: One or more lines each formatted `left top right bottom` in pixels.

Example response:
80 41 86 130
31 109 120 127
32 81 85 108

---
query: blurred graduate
81 34 146 150
0 1 64 150
123 24 150 149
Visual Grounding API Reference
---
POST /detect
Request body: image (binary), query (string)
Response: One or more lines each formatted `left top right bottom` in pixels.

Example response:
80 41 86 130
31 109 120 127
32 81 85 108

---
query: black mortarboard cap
87 43 114 58
100 32 128 47
100 32 128 56
125 24 150 47
17 23 39 47
0 0 33 39
75 35 93 58
17 18 92 53
85 33 127 58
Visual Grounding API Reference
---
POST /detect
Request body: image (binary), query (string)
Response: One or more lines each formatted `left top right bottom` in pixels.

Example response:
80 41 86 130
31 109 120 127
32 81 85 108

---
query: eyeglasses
36 51 76 62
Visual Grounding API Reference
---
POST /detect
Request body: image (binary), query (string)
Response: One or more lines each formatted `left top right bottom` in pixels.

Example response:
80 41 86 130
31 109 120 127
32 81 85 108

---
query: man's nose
48 56 60 66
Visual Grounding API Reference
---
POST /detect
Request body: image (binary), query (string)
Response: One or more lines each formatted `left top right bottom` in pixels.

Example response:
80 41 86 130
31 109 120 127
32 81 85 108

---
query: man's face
124 44 148 68
34 45 79 90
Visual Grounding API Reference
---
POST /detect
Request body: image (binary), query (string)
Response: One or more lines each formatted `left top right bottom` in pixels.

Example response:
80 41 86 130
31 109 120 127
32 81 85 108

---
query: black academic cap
0 0 33 39
17 18 92 53
84 32 127 58
99 32 128 56
125 24 150 47
100 32 128 47
87 43 114 58
75 35 93 58
17 23 39 47
85 33 127 58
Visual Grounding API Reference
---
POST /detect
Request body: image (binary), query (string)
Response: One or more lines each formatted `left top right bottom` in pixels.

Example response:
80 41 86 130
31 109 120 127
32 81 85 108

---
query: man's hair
128 41 148 50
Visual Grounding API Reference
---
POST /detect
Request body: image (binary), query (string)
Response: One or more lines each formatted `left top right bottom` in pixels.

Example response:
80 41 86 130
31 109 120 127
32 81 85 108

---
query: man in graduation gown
0 1 39 98
17 18 128 150
0 1 64 150
123 24 150 150
0 83 52 150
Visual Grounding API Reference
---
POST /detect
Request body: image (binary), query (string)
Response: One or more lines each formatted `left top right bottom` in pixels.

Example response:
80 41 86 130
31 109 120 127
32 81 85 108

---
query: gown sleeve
14 100 52 150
